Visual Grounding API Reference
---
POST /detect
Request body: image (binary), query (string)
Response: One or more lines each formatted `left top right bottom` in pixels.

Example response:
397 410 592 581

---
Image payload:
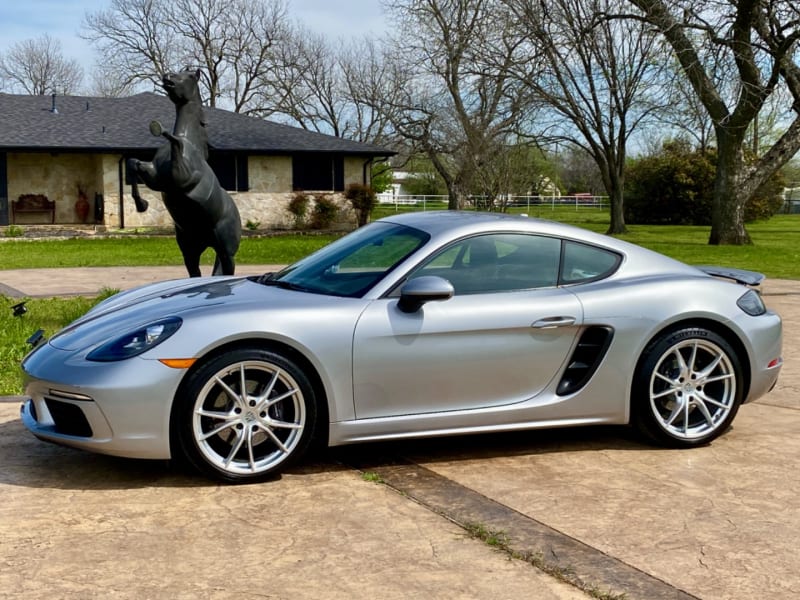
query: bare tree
86 62 140 97
472 141 550 209
256 28 351 134
627 0 800 245
83 0 289 110
340 39 405 146
0 34 83 95
658 64 716 153
83 0 176 93
502 0 666 234
383 0 535 209
245 29 400 147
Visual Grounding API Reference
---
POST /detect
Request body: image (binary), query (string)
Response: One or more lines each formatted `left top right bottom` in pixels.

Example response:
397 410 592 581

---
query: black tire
632 327 743 448
173 347 318 483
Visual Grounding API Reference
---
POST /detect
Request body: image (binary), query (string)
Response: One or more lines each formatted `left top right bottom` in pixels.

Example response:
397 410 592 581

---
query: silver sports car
20 211 783 482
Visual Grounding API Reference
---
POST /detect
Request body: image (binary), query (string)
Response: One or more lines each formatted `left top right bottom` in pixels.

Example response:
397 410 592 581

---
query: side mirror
397 276 454 313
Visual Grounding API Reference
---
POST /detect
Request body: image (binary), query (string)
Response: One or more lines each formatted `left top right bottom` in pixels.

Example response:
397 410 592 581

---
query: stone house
0 92 394 228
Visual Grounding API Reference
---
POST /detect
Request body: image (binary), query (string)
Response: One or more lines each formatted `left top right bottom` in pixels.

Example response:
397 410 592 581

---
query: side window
411 233 561 295
560 241 620 284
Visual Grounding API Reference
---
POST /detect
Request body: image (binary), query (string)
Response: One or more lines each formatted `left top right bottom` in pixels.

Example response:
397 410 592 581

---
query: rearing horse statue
126 69 241 277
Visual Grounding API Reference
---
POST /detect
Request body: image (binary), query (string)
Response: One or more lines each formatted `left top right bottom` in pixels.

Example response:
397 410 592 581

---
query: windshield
266 222 430 297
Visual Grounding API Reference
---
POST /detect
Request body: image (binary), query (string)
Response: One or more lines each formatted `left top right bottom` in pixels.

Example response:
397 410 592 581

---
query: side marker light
159 358 197 369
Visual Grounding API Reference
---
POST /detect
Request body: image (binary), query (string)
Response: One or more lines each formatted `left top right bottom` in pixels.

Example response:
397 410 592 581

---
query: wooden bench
12 194 56 224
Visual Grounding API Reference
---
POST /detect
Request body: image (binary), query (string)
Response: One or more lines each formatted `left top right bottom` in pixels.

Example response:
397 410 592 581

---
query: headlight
87 317 182 362
737 289 766 316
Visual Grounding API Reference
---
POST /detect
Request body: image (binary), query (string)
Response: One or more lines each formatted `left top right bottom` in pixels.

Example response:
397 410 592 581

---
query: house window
293 154 344 191
208 153 249 192
125 152 249 192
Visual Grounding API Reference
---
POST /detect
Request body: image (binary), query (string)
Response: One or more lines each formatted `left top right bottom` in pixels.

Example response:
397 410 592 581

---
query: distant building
0 92 394 228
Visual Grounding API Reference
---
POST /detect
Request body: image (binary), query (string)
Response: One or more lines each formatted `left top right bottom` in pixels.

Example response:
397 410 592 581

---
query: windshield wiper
257 277 315 293
254 272 275 284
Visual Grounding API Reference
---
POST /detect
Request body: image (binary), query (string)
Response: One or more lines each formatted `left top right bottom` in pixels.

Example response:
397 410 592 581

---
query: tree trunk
606 185 627 235
709 143 751 245
603 164 627 235
446 183 469 210
447 188 460 210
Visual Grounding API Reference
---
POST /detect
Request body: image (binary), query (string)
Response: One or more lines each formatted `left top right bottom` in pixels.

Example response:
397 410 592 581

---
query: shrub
625 141 785 225
245 219 260 231
747 170 786 221
345 183 377 227
310 194 339 230
4 225 24 238
625 141 714 225
288 192 310 229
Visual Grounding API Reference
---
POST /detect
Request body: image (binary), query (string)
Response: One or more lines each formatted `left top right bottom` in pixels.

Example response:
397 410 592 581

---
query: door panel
352 288 583 418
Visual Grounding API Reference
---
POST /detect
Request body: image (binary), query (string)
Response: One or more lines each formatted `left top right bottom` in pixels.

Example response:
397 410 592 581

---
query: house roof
0 92 395 156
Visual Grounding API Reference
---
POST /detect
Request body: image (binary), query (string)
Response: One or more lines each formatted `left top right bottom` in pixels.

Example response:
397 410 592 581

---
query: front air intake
44 398 93 437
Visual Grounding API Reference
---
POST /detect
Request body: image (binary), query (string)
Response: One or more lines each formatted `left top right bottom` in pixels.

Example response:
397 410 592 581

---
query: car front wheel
174 348 317 482
633 327 743 447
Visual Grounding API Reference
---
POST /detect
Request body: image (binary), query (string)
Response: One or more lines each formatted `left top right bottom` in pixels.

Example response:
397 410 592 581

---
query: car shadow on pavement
330 424 649 469
0 418 351 490
0 416 652 490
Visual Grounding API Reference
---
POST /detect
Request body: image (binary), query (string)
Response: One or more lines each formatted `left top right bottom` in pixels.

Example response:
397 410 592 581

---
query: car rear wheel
633 327 743 447
174 348 317 482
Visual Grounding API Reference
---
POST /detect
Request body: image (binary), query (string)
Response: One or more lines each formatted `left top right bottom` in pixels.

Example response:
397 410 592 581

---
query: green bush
370 162 393 194
4 225 24 238
748 170 786 220
625 141 714 225
310 194 339 230
288 192 310 229
625 141 785 225
345 183 377 227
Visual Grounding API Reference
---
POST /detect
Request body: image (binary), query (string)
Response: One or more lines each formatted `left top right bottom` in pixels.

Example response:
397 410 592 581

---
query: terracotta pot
75 194 90 223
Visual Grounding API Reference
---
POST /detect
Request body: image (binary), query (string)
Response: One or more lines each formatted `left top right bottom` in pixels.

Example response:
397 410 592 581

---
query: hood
47 275 326 352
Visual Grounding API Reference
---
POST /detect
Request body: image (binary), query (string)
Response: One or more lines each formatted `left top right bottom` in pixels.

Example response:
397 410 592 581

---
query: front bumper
20 342 188 460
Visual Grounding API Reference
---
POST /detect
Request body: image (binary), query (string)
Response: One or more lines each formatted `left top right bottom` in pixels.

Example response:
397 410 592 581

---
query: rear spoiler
694 266 765 286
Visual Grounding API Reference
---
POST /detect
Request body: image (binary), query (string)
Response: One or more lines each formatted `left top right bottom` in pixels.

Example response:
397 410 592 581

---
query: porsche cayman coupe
20 211 783 482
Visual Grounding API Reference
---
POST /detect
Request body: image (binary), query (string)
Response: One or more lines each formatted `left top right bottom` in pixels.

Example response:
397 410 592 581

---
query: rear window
560 241 621 284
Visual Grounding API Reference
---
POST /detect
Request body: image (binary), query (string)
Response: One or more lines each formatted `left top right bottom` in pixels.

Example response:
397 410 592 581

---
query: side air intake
557 326 614 396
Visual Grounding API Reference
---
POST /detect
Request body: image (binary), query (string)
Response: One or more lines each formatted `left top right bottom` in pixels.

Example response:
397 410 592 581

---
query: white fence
376 194 609 211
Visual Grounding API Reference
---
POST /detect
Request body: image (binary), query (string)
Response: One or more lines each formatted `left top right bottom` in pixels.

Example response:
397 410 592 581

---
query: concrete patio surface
0 267 798 599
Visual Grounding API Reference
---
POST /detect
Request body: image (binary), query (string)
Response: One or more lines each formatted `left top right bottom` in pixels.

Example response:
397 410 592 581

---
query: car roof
380 210 613 246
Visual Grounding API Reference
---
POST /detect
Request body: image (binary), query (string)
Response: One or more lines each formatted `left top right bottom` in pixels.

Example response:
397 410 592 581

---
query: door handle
532 316 576 329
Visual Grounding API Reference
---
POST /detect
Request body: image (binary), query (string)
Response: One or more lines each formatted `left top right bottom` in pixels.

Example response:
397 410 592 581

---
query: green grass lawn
0 293 116 395
1 210 797 395
0 233 340 269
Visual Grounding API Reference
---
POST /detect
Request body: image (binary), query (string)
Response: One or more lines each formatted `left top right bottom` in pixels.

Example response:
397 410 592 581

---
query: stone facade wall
7 152 368 230
248 155 292 193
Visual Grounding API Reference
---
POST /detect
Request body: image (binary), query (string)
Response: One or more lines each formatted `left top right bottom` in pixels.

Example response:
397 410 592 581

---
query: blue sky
0 0 388 70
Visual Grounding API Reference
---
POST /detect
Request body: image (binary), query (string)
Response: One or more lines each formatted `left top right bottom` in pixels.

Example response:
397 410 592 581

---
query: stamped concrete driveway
0 271 798 599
